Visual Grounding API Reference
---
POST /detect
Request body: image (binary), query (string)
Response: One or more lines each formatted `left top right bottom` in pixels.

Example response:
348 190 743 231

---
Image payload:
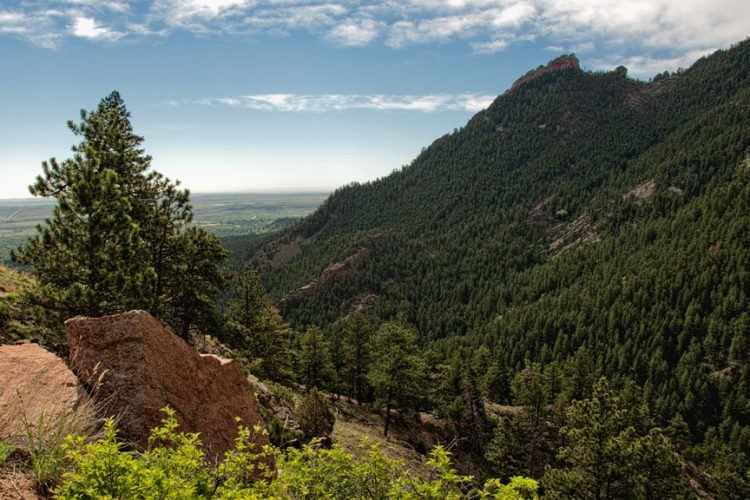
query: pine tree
460 367 492 455
13 91 225 332
67 91 151 185
542 378 686 499
342 312 374 403
165 227 227 341
368 319 425 437
297 388 335 441
224 267 293 382
484 360 511 404
297 325 334 391
511 363 552 477
143 176 192 317
13 156 149 316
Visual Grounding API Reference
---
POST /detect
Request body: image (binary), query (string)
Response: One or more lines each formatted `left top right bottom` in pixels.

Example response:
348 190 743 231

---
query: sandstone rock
0 343 86 445
65 310 269 460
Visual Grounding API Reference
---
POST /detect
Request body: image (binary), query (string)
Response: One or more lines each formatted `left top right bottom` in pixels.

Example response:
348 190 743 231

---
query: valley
0 192 326 264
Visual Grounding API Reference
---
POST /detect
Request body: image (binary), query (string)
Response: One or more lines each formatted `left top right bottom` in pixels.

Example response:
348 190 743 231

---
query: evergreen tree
460 367 492 455
13 91 225 333
511 363 553 477
342 312 374 403
165 227 227 341
13 156 149 316
484 360 511 404
143 177 192 317
224 267 293 382
297 325 334 391
297 388 335 441
368 319 425 437
542 378 686 499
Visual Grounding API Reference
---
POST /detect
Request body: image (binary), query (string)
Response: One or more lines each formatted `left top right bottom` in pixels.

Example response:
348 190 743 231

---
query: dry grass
0 391 103 493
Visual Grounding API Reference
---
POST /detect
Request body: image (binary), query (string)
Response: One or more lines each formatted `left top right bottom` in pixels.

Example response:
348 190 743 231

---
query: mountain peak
510 54 580 92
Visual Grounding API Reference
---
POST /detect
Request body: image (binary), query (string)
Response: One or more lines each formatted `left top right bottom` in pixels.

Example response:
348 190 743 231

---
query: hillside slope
254 40 750 440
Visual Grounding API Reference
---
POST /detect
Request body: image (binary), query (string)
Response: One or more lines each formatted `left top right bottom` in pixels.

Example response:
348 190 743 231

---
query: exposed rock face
0 343 85 443
279 230 393 307
511 54 580 92
247 374 299 430
65 310 269 460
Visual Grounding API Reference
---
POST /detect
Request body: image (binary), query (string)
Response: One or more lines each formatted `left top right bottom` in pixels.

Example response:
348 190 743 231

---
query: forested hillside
252 39 750 491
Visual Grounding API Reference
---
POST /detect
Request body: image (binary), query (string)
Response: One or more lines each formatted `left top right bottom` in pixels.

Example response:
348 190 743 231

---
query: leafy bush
55 407 538 499
296 388 334 441
56 408 273 499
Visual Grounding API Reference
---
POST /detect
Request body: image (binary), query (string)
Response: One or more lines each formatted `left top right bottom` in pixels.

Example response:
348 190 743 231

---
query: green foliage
12 91 226 336
56 409 273 499
297 388 335 440
481 476 539 499
368 318 426 436
0 441 12 465
541 378 687 499
55 408 536 499
296 325 335 391
224 267 294 382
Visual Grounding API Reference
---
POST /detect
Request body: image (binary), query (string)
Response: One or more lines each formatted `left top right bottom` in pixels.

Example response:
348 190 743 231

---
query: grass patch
0 441 13 465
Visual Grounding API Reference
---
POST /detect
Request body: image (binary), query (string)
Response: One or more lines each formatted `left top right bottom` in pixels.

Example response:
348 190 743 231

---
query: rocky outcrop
0 343 86 444
280 231 393 307
511 54 580 92
65 310 269 460
624 178 657 203
247 375 299 430
624 75 679 109
549 214 600 255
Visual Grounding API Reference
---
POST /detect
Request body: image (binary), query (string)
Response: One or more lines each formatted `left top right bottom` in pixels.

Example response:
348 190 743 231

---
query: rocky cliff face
510 54 580 92
66 310 270 460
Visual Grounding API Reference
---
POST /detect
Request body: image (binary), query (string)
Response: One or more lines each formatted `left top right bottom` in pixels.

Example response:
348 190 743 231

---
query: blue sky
1 1 748 198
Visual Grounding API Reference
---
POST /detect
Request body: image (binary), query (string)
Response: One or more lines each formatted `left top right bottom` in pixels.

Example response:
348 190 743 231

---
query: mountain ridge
255 41 750 337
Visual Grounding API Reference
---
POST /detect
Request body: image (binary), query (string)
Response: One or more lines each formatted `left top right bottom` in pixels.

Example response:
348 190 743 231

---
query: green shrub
258 405 304 450
297 388 334 441
56 408 274 499
55 406 537 499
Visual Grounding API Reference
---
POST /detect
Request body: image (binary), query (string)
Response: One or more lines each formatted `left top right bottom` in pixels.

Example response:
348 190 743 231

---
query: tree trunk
384 402 392 437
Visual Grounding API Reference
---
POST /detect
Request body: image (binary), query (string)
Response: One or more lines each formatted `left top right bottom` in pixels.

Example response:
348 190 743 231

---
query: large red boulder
65 310 269 460
0 343 87 444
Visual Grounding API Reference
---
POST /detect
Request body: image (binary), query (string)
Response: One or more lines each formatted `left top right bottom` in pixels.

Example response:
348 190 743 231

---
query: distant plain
0 192 328 264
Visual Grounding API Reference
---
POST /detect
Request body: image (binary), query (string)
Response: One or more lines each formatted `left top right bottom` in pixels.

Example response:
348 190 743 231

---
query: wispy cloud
170 93 497 113
1 0 749 77
71 15 123 40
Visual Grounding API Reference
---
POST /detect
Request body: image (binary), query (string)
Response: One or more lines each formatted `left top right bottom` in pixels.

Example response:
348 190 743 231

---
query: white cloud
158 0 254 20
2 0 749 78
0 9 63 48
62 0 129 12
471 38 510 53
591 48 716 77
71 16 123 40
181 93 497 112
327 17 384 46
